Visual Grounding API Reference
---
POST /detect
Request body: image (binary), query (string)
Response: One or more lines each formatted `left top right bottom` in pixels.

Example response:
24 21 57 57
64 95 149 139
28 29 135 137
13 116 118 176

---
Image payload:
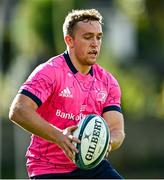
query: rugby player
9 9 125 179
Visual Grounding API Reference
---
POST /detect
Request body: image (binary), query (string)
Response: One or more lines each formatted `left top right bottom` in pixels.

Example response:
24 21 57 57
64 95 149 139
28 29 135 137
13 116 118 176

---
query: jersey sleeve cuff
103 105 122 113
18 89 42 107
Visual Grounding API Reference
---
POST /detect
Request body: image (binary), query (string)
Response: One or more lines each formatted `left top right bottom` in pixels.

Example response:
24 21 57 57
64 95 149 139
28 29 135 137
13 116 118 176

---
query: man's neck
67 50 91 75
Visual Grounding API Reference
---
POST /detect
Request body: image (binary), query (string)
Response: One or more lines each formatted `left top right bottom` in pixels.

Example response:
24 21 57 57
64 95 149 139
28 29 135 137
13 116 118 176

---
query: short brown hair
63 9 103 37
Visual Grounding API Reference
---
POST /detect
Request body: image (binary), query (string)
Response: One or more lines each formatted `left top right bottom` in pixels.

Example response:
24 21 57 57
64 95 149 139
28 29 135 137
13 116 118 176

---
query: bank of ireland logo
56 109 86 122
96 91 107 102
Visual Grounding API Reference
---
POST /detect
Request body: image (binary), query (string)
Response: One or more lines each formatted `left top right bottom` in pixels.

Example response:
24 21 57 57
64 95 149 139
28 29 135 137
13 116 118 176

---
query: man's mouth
88 50 98 56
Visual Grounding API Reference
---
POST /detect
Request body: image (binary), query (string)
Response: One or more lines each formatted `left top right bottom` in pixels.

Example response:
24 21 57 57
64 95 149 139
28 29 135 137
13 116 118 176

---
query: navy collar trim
63 51 93 76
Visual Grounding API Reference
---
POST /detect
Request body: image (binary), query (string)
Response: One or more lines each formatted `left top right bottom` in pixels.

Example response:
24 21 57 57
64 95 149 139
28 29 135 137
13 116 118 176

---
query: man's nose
91 38 98 47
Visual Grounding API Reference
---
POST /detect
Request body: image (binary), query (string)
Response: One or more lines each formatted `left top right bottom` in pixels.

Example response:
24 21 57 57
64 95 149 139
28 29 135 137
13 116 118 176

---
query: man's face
71 20 103 66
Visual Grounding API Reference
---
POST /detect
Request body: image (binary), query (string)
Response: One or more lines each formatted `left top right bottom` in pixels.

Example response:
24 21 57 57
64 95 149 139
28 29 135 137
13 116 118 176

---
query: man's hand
103 111 125 158
9 94 81 161
56 126 81 161
105 140 112 158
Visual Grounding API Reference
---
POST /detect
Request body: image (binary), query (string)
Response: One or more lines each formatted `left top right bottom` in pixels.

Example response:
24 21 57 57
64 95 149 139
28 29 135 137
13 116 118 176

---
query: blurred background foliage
0 0 164 178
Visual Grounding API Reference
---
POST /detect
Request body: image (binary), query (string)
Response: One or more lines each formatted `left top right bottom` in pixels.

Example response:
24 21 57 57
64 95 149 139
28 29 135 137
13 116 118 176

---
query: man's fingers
67 139 79 154
67 127 81 144
62 126 81 159
69 125 78 132
68 134 73 140
63 144 75 160
109 139 113 152
69 135 81 144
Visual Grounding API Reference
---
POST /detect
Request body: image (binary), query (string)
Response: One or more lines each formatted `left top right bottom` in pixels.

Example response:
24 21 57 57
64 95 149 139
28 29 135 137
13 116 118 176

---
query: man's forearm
110 130 125 151
9 102 62 144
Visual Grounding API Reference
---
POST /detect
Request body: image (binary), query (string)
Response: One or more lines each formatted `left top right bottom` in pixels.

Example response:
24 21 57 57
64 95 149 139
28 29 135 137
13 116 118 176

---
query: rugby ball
73 114 110 169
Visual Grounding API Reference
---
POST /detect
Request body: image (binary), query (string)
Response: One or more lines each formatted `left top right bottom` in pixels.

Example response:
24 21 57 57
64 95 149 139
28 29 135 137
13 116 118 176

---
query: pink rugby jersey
18 51 122 177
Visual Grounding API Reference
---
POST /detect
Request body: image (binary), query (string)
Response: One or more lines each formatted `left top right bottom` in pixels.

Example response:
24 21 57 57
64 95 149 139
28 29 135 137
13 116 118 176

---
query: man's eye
84 36 91 40
97 36 102 40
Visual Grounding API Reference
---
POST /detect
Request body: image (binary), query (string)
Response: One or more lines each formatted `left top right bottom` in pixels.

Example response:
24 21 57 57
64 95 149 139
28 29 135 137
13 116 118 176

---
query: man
9 9 125 179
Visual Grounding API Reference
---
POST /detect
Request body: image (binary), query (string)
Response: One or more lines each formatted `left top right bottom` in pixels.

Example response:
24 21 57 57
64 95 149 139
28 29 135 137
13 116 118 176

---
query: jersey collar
63 51 93 76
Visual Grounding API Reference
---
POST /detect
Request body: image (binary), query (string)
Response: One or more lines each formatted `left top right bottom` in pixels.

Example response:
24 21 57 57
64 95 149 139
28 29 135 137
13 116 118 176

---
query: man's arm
9 94 80 160
103 111 125 152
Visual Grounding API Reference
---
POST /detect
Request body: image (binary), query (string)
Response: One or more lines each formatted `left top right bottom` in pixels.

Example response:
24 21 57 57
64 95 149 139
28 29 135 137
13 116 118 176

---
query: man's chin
87 57 97 65
89 59 97 65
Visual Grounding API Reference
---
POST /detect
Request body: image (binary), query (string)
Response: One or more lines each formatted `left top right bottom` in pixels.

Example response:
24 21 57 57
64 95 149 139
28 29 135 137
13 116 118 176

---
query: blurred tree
12 0 56 61
0 0 17 74
110 0 164 120
137 0 164 75
52 0 75 53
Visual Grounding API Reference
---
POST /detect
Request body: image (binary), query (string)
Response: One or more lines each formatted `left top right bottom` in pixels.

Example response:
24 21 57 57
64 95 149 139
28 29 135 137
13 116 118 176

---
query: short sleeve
103 74 122 113
18 62 56 107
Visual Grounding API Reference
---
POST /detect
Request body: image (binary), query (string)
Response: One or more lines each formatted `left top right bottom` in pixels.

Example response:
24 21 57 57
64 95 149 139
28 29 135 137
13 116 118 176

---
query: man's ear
64 35 74 48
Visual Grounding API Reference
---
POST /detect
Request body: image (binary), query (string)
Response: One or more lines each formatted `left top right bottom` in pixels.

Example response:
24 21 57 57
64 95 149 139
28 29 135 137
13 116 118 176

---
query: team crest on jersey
96 91 107 102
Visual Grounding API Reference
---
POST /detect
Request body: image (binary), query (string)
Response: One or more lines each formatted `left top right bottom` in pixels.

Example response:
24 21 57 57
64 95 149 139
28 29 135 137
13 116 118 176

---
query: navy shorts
30 160 124 179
